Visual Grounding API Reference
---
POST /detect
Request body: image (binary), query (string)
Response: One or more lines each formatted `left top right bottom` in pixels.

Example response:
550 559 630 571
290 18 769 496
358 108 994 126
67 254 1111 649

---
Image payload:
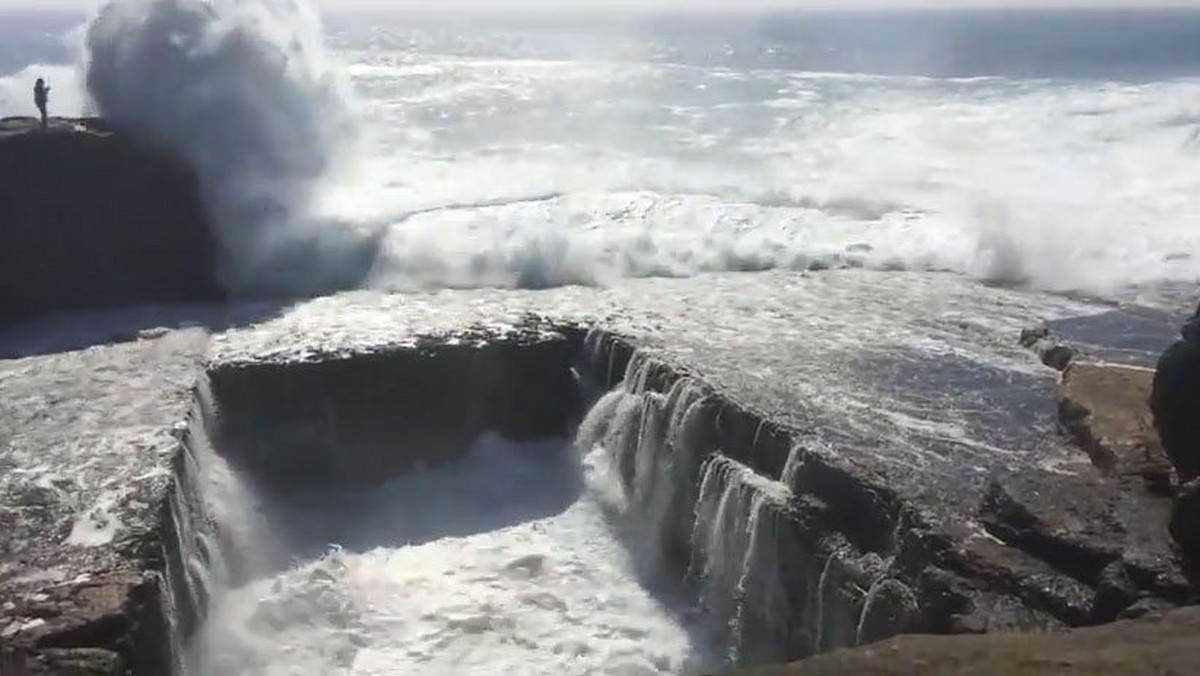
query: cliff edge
0 117 223 325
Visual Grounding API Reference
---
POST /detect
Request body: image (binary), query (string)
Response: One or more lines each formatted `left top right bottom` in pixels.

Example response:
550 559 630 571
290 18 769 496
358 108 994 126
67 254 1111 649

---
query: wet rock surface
1150 303 1200 587
208 323 579 488
0 117 223 326
0 270 1195 671
0 330 208 674
1170 480 1200 588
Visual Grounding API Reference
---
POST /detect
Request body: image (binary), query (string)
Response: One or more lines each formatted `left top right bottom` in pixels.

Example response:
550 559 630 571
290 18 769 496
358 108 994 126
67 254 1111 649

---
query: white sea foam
353 53 1200 297
189 434 702 676
6 5 1199 300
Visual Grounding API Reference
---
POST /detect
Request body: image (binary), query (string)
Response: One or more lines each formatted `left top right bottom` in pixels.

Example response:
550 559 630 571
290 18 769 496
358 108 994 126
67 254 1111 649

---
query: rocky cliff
1 271 1196 674
0 117 222 325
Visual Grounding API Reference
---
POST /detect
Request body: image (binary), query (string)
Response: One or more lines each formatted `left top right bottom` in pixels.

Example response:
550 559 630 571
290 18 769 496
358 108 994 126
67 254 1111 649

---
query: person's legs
37 103 46 128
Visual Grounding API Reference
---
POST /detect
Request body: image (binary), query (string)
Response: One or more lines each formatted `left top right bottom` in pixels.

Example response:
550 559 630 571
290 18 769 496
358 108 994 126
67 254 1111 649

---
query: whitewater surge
188 434 704 676
352 51 1200 299
2 5 1197 300
84 0 379 296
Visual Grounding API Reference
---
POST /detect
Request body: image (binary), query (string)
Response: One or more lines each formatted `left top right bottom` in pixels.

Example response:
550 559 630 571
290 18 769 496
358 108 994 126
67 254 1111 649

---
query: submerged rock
1018 325 1076 371
0 117 223 325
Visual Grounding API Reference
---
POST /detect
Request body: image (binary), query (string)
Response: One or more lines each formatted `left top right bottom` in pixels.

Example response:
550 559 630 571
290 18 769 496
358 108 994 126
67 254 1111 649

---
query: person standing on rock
34 78 50 129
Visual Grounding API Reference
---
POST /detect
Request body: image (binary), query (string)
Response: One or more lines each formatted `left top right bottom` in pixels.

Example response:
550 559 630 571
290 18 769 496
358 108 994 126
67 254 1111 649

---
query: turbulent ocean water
2 4 1199 302
2 4 1199 674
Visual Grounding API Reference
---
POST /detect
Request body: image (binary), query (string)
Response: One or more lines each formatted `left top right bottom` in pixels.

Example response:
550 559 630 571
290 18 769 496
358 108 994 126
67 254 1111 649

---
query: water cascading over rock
575 333 882 665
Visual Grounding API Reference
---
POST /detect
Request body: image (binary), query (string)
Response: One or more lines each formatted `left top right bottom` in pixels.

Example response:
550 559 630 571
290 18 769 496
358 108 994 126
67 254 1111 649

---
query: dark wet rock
908 565 1064 635
1018 325 1077 370
730 606 1200 676
1093 561 1138 623
787 451 900 556
0 117 223 325
977 472 1189 620
1042 344 1077 371
207 322 579 488
930 525 1097 627
1018 326 1051 348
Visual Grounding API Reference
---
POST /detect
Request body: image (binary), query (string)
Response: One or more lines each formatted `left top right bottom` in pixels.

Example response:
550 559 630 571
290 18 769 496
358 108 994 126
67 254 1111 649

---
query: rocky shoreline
1 272 1195 674
0 122 1197 674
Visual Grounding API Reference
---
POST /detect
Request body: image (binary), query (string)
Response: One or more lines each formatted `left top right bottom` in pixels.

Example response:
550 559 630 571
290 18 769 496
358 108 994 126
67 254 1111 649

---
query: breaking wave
1 3 1185 300
84 0 380 296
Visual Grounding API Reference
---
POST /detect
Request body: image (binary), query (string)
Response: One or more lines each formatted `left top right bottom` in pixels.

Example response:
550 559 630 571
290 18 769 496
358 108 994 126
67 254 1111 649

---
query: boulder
0 117 223 325
1018 326 1076 371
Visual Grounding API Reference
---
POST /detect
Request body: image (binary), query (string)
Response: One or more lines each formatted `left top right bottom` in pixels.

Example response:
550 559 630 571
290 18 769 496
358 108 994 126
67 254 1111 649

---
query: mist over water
84 0 381 296
187 433 704 675
0 4 1198 301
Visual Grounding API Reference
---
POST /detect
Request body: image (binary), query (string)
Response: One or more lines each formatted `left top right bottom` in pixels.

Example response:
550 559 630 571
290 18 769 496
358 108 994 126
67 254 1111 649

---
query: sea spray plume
84 0 382 296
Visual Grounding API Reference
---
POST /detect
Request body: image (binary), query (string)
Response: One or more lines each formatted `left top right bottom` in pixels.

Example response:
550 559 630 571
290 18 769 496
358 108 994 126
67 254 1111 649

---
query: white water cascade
575 337 801 665
166 332 866 674
178 384 709 675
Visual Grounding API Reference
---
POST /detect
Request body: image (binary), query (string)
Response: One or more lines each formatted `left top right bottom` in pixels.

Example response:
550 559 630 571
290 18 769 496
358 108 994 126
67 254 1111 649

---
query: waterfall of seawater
169 338 826 673
575 337 800 666
177 367 709 675
165 380 271 674
688 457 792 663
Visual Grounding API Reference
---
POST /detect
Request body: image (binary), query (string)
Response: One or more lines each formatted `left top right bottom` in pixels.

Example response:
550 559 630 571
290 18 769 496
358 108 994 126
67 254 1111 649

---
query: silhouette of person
34 78 50 129
1152 302 1200 482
